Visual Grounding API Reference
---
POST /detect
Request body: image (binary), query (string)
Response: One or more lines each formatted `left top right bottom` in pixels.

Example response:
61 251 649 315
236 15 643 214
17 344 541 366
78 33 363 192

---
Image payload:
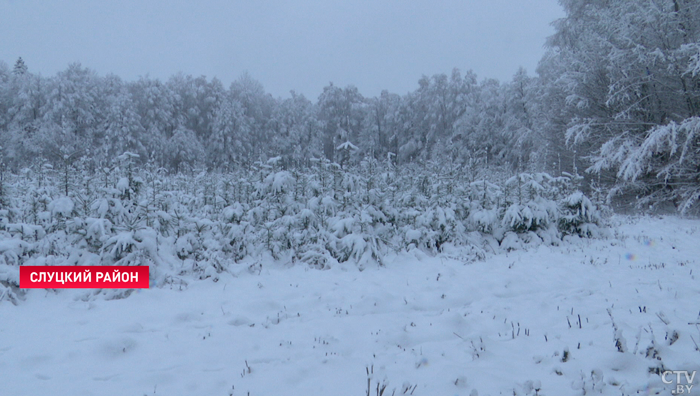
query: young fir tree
13 57 27 76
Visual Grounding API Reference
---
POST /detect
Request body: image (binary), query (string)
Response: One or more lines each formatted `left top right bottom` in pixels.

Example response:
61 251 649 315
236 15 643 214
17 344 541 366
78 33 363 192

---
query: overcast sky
0 0 563 99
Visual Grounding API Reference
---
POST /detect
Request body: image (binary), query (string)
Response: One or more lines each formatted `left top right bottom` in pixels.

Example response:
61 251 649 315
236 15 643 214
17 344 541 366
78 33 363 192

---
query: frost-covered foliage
0 155 603 296
591 117 700 214
2 1 699 219
559 191 602 238
0 59 555 176
541 0 700 214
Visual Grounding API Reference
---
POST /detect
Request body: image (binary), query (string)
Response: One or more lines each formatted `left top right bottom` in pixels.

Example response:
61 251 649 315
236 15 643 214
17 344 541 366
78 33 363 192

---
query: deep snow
1 215 699 396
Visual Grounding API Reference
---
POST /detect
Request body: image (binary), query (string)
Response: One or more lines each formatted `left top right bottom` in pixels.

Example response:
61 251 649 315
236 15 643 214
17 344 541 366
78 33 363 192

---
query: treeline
1 0 699 213
0 63 551 173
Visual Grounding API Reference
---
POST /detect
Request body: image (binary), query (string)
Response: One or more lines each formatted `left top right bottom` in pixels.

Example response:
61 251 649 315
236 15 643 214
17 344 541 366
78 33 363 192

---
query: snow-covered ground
1 215 699 396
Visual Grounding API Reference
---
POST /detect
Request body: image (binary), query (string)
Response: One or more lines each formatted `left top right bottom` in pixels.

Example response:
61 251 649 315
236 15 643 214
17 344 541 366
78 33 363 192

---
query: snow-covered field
1 215 699 396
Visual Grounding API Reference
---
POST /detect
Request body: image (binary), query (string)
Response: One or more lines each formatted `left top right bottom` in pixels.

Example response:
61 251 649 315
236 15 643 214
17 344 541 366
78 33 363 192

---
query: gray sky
0 0 563 99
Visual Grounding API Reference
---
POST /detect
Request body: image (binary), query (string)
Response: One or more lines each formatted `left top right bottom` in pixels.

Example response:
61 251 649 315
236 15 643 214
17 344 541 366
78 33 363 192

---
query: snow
1 215 699 396
116 177 130 195
48 196 74 218
336 141 359 151
405 229 422 244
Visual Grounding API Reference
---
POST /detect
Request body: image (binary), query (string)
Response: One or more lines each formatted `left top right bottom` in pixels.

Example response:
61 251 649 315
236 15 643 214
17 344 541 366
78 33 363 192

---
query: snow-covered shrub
468 205 501 235
0 238 32 266
501 174 560 234
82 217 113 252
175 233 195 260
48 196 74 218
559 191 603 237
0 157 606 287
0 263 22 305
420 205 465 251
221 222 250 262
502 198 558 234
101 226 161 268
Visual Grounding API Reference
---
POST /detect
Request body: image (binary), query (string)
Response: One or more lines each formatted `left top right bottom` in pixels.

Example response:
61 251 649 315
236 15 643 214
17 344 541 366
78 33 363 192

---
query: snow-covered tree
317 83 365 162
269 91 321 164
542 0 700 210
209 95 250 168
12 57 27 76
100 77 146 161
166 125 204 173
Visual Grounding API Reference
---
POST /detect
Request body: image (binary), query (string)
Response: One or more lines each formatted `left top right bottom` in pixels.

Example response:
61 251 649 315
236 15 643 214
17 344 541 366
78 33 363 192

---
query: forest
0 0 698 283
0 1 698 215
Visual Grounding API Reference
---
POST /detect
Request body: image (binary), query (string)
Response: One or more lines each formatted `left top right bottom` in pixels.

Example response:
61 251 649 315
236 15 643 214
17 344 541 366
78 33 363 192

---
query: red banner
19 266 149 289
